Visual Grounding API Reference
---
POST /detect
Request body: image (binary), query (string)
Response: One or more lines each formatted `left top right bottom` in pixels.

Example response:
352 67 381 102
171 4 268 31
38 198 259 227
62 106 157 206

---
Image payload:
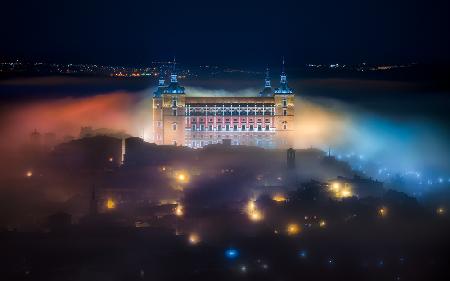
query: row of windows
189 140 274 148
174 109 288 116
170 99 287 110
190 118 270 123
187 111 274 116
170 123 288 131
191 124 271 131
188 134 274 139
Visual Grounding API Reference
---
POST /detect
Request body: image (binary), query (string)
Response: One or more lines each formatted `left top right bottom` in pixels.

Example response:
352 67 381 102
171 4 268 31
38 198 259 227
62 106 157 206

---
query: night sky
2 0 450 66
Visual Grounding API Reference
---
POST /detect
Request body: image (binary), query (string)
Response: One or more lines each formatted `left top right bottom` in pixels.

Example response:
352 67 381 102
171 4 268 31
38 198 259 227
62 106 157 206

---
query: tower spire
279 57 288 86
264 65 271 88
158 66 165 87
274 57 293 94
170 56 178 83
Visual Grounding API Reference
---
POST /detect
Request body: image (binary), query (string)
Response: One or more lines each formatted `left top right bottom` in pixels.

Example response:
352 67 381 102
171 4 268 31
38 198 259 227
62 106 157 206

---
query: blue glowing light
298 250 307 258
225 248 239 259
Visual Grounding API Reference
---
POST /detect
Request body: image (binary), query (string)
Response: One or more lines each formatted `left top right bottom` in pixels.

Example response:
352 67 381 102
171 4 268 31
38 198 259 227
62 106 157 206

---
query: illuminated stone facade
153 60 295 149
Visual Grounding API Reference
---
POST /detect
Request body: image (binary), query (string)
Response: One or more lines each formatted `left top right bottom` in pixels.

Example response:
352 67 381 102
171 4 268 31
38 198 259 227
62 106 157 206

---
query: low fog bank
0 76 449 228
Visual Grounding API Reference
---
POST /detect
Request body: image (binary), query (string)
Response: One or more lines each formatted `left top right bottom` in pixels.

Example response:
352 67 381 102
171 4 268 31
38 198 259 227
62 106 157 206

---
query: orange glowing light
332 182 340 191
246 200 263 222
340 188 352 198
330 182 353 199
437 207 445 215
108 157 113 162
272 194 287 203
287 223 301 236
106 198 116 209
319 220 326 228
26 171 33 177
175 205 184 216
378 207 387 217
175 171 189 183
250 210 263 221
188 233 200 245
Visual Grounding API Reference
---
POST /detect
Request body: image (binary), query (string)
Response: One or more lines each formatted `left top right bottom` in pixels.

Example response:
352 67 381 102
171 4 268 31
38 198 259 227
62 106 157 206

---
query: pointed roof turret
165 56 185 94
259 65 274 97
153 66 167 97
274 57 293 94
170 56 177 83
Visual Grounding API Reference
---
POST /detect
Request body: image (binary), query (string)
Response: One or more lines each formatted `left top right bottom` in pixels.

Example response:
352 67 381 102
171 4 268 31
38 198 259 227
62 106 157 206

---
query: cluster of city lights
329 182 353 199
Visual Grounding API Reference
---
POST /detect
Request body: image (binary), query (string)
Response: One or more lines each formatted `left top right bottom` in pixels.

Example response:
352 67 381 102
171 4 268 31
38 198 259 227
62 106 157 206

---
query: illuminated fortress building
152 59 295 149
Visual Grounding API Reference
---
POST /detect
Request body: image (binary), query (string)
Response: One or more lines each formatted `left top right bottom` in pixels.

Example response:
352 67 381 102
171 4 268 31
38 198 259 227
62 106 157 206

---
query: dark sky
2 0 450 66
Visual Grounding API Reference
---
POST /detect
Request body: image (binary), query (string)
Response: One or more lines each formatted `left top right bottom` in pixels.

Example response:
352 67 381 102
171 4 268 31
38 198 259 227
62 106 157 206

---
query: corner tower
259 66 273 97
274 58 295 148
152 58 186 146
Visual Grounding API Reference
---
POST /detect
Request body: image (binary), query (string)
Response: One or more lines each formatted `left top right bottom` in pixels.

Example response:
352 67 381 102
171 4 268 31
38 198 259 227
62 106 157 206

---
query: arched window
172 123 177 131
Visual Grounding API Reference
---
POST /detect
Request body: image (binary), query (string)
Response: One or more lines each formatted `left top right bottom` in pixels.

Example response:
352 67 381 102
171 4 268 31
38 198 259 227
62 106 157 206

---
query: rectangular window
218 125 222 131
209 125 213 131
283 109 287 116
172 109 177 116
192 124 196 131
283 99 287 107
258 125 262 131
200 124 205 131
233 124 238 131
226 124 230 131
265 125 270 131
241 124 246 131
250 124 254 131
172 123 177 131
